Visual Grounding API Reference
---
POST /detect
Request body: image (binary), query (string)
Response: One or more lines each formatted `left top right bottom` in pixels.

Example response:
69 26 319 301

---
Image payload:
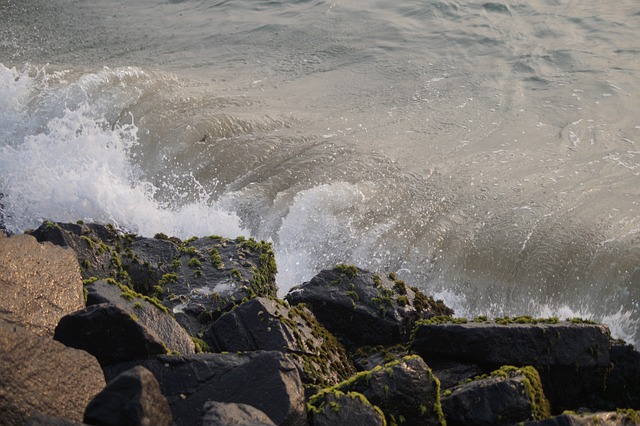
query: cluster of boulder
1 221 640 425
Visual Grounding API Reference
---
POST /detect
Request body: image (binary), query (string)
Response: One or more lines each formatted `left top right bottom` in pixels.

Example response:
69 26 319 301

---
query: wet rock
103 351 306 426
310 355 445 426
201 401 276 426
285 264 453 349
29 221 279 336
427 359 485 391
158 235 278 335
29 221 182 297
441 365 551 425
522 410 640 425
85 279 195 357
308 391 386 426
351 344 410 371
28 221 121 283
410 319 612 411
597 340 640 410
84 366 172 426
0 320 105 425
0 233 84 337
121 238 179 296
410 320 611 367
205 297 355 388
54 303 169 366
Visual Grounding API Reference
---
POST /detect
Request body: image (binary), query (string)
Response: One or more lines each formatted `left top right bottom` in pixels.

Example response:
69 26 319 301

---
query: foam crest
0 64 244 240
275 182 366 294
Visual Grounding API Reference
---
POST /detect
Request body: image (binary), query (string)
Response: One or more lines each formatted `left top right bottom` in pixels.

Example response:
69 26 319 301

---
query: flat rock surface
0 233 83 336
410 321 611 367
0 320 105 425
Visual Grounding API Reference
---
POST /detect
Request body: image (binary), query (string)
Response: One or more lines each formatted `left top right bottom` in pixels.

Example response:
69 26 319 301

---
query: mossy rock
28 221 168 294
85 279 195 357
307 390 386 426
352 344 410 371
160 236 278 335
442 365 551 425
310 355 445 426
205 297 356 388
29 222 279 336
286 265 453 349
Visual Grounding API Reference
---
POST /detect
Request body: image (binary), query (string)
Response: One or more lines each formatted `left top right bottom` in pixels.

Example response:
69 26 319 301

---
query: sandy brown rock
25 414 88 425
0 320 105 425
0 233 84 337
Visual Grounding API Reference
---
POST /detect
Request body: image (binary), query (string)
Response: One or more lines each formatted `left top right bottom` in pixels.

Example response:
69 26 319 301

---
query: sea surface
2 0 640 344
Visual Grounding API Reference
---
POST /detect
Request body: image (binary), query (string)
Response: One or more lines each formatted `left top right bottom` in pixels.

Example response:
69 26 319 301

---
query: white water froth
275 181 397 294
0 64 244 239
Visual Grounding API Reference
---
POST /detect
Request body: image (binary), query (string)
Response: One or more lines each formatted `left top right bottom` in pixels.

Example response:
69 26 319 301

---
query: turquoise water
2 0 640 344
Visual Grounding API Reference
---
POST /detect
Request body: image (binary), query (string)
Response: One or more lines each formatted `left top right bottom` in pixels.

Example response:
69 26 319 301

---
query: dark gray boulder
0 321 105 425
410 320 611 367
27 221 184 297
103 351 306 426
84 366 172 426
597 340 640 410
157 235 278 335
121 237 180 296
308 391 386 426
85 279 195 356
0 233 84 337
309 355 445 426
201 401 276 426
410 319 612 411
285 265 453 348
441 366 551 425
205 297 356 388
29 221 279 336
28 221 122 284
427 359 485 391
54 303 169 366
351 344 410 372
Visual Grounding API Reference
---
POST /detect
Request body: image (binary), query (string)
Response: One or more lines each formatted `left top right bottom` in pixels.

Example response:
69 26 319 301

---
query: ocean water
2 0 640 344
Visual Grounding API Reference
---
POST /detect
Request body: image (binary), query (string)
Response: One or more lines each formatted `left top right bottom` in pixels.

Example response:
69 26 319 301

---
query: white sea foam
275 182 366 294
0 64 244 239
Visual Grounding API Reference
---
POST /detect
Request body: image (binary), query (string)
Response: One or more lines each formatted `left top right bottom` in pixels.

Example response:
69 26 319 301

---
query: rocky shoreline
1 221 640 425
